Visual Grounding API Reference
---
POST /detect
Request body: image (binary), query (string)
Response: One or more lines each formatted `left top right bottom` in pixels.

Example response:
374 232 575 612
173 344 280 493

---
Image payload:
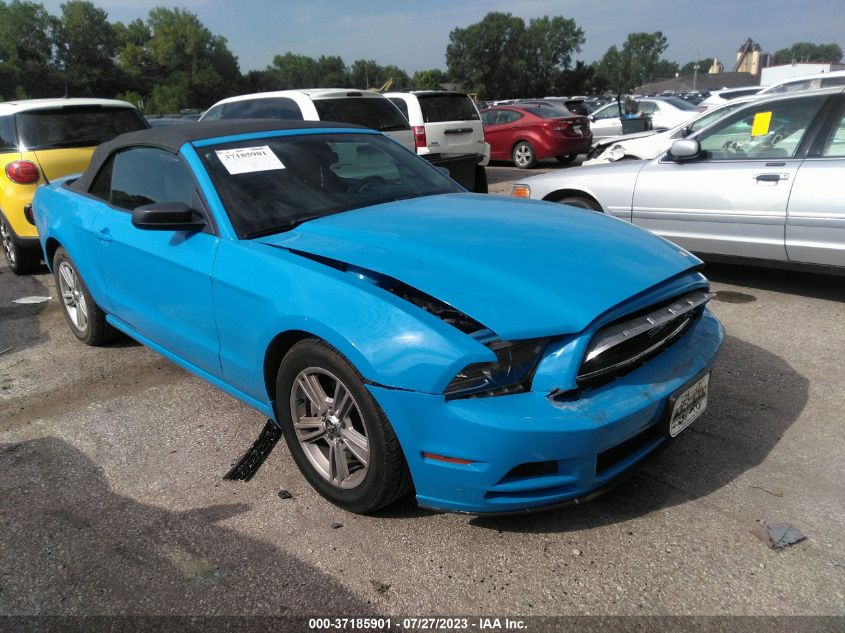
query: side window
640 102 658 115
822 110 845 157
697 96 826 160
89 155 114 201
109 148 197 211
481 110 497 125
593 105 620 120
389 98 409 120
502 110 523 124
203 105 223 121
821 76 845 88
0 115 16 151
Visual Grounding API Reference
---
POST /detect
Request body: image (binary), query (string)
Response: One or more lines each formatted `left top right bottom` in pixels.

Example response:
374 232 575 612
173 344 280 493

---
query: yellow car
0 98 148 274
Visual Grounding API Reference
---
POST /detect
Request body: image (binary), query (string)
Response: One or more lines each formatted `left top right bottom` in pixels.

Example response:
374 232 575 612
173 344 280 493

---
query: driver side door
631 94 827 261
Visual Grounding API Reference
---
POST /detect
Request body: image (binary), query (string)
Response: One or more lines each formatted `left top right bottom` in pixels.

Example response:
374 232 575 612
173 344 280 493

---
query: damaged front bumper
368 310 724 514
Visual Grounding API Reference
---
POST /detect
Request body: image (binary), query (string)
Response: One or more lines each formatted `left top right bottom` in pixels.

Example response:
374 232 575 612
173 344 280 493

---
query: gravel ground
1 166 842 627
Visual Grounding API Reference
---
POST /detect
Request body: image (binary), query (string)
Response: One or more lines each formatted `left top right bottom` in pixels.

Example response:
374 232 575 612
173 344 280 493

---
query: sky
37 0 845 73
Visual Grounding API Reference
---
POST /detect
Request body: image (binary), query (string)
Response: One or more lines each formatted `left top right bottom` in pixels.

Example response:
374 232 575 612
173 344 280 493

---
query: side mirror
132 201 206 232
588 114 595 121
667 139 700 161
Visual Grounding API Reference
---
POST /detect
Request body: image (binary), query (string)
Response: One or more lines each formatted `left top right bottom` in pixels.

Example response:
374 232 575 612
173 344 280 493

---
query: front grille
577 290 713 386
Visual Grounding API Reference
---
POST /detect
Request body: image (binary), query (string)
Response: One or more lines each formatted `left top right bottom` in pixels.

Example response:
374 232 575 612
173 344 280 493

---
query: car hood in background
260 193 701 339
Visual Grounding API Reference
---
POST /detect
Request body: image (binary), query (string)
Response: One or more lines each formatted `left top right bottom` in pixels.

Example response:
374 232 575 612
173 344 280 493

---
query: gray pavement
1 170 843 619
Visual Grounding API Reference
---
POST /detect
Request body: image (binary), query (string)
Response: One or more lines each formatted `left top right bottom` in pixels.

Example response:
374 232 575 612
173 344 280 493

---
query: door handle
97 227 113 242
755 173 788 182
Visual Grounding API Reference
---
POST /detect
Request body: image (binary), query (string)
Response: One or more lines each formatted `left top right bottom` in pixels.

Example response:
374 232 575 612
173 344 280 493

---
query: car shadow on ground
703 262 845 303
0 436 376 617
0 266 53 355
460 335 808 533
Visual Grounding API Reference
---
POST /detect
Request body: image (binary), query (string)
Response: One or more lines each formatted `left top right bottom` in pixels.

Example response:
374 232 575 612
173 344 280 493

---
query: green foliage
56 1 120 97
594 31 670 93
0 0 61 99
412 69 446 90
774 42 843 64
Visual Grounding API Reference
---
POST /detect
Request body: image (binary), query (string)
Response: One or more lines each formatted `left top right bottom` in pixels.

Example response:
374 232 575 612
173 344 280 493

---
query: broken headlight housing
608 144 626 161
445 339 549 399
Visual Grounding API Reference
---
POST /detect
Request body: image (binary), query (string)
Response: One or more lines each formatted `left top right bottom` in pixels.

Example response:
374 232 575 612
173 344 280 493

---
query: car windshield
522 105 571 118
418 94 479 123
199 132 463 239
16 106 147 150
688 101 747 133
312 98 409 131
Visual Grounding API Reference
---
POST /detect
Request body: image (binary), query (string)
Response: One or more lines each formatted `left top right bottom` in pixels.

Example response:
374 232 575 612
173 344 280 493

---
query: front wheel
0 214 41 275
556 195 602 212
53 247 116 345
512 141 537 169
276 339 412 513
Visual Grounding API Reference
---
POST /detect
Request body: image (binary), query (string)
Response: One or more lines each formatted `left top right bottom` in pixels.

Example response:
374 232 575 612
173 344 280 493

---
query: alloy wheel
57 261 89 332
289 367 370 490
0 217 15 264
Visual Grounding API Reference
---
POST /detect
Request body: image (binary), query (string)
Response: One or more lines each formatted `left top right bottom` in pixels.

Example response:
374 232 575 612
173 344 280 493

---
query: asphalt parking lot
1 163 843 623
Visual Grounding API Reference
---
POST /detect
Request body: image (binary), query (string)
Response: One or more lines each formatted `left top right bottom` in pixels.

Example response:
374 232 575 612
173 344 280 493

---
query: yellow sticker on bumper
751 111 772 137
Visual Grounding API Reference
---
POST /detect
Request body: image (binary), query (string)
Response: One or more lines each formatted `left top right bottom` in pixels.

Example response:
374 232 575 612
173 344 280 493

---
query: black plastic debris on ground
754 523 807 549
224 419 283 481
277 490 293 500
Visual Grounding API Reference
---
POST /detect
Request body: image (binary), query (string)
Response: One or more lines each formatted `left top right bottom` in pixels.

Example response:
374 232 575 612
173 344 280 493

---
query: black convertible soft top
71 119 364 192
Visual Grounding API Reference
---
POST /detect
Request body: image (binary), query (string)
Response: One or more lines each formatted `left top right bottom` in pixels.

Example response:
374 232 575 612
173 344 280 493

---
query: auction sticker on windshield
215 146 285 175
667 372 710 437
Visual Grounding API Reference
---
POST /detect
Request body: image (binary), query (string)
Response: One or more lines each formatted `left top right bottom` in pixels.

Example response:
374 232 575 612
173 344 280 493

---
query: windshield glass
522 105 572 118
658 97 699 111
16 107 147 150
689 101 746 133
418 94 479 122
199 132 463 238
313 98 409 131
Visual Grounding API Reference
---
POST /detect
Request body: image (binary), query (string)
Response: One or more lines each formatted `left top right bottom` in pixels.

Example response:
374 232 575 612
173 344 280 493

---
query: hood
31 147 95 182
260 193 701 339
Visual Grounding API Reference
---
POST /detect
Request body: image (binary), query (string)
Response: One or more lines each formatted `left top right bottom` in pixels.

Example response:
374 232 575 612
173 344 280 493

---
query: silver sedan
512 87 845 271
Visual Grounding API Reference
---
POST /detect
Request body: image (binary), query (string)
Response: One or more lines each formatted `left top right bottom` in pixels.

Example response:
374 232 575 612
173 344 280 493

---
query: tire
556 195 602 212
473 164 488 193
512 141 537 169
555 153 578 164
0 213 41 275
53 247 117 345
276 338 412 514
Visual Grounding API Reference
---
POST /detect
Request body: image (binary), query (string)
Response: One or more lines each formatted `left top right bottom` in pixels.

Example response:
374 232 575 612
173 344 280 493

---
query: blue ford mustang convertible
34 120 724 514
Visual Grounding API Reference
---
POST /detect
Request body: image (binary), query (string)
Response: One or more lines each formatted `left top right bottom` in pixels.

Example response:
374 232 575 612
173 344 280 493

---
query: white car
588 97 699 139
202 89 414 150
584 96 761 165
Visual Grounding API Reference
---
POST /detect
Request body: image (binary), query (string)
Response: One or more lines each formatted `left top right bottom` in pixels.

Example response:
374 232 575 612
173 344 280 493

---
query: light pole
692 63 700 91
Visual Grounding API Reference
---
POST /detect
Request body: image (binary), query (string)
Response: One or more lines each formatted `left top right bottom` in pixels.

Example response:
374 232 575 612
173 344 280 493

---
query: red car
481 105 592 168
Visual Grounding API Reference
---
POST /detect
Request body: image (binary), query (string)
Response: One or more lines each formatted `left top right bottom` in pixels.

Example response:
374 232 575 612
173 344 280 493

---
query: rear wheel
276 338 412 514
53 247 116 345
0 214 41 275
555 153 578 164
512 141 537 169
556 195 602 212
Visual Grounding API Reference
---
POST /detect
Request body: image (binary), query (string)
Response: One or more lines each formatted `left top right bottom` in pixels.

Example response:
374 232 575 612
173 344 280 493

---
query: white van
759 69 845 95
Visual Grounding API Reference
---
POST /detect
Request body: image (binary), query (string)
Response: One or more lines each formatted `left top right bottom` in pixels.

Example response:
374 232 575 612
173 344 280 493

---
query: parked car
584 95 762 164
0 98 148 274
385 90 489 192
481 105 591 168
589 97 699 140
33 120 723 514
759 69 845 95
512 87 845 271
697 86 765 110
203 89 482 192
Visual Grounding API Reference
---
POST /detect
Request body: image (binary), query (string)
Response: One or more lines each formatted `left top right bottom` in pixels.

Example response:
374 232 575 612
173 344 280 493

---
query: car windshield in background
658 97 699 111
199 132 463 239
522 105 572 118
213 98 304 120
16 107 147 150
312 98 409 131
418 94 479 122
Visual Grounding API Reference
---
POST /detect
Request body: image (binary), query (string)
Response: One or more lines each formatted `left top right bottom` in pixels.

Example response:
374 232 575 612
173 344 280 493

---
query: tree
522 16 585 97
593 31 670 93
412 69 446 90
651 59 680 81
55 1 120 97
774 42 843 64
264 52 320 89
446 12 527 99
0 0 61 99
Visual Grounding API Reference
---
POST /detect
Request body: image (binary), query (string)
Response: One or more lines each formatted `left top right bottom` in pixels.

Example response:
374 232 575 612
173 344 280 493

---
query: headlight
445 339 549 399
608 144 626 160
